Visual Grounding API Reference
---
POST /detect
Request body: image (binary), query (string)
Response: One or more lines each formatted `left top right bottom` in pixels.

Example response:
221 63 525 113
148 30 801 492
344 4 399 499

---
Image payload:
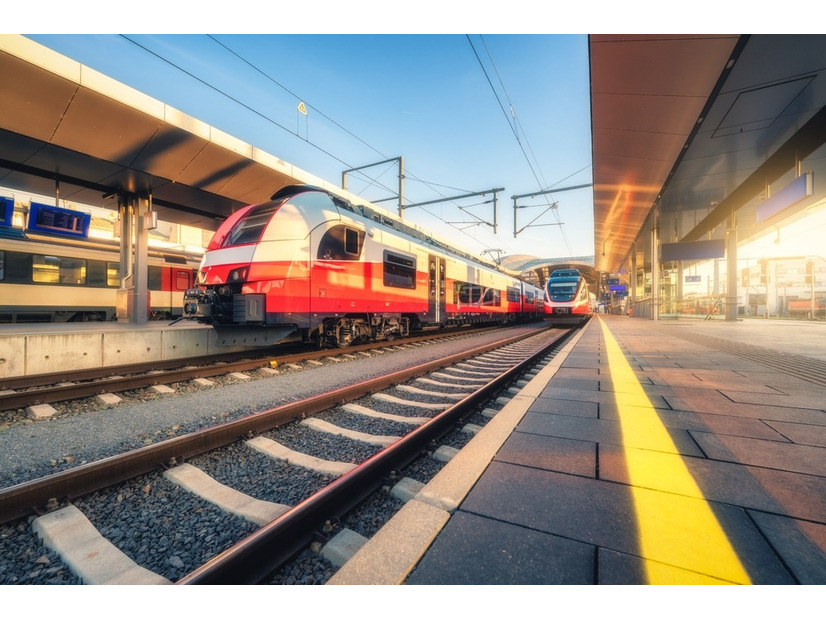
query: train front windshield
221 203 280 247
547 278 580 302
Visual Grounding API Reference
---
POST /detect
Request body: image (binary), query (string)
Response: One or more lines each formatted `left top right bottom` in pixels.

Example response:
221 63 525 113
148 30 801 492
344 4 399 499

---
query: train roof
549 269 582 279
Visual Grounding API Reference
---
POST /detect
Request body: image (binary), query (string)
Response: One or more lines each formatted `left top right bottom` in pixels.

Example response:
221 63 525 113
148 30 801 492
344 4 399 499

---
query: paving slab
763 420 826 447
406 511 596 585
495 430 596 477
528 396 599 418
747 511 826 585
692 431 826 477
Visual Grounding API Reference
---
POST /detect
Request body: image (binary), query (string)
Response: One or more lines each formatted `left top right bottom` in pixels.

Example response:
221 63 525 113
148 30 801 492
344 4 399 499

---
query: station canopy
591 34 826 275
0 35 345 233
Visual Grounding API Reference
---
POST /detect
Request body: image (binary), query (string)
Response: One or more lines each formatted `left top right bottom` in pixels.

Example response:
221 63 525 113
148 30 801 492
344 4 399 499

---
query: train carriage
543 268 593 326
184 185 544 347
0 232 200 323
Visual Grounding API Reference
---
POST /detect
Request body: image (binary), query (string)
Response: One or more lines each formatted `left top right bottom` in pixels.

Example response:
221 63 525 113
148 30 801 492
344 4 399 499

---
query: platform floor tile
692 432 826 477
493 431 596 478
406 511 596 585
748 511 826 584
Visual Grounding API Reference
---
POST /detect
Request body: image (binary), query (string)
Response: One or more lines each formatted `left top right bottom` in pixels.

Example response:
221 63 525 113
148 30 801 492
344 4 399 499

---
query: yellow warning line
598 317 751 584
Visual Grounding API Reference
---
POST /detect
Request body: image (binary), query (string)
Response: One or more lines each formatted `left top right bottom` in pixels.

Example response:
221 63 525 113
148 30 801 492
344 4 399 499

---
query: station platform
329 314 826 586
0 321 255 379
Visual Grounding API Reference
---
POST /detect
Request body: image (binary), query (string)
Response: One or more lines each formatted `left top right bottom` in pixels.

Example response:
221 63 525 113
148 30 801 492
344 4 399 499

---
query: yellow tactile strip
598 316 751 584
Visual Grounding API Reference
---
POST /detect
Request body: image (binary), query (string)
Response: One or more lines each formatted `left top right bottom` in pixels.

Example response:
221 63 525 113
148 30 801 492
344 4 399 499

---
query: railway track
0 325 505 413
0 325 573 584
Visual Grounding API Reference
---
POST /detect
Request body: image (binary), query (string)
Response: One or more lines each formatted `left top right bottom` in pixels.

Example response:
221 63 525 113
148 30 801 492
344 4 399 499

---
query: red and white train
183 185 545 347
543 268 595 326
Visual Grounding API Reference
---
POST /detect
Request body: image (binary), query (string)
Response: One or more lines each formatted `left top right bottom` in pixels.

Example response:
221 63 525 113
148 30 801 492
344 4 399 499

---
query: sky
24 31 595 263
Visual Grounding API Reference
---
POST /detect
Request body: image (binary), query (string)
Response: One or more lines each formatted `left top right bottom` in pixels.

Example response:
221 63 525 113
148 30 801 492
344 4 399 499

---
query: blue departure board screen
0 197 13 227
26 202 91 238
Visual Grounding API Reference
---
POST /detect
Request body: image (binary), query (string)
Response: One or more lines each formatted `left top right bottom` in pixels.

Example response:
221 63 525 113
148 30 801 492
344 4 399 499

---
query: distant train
543 268 594 326
183 185 545 347
0 231 201 323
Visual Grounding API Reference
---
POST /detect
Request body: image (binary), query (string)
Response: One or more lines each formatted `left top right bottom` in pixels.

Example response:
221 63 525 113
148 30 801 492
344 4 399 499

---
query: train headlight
228 266 249 283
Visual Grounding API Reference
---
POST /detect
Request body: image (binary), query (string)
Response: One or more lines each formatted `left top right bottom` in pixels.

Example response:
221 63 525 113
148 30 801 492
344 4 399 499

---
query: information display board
0 196 13 227
26 201 91 238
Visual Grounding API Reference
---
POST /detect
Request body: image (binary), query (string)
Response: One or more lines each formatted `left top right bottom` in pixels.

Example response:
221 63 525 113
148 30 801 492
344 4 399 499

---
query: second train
543 268 595 326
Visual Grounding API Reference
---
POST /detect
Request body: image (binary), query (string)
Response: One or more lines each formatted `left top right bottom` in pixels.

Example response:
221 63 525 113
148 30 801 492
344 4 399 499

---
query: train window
458 284 482 304
345 228 359 255
526 290 535 303
32 255 86 284
507 286 521 302
106 262 120 287
222 202 280 247
175 270 192 290
383 250 416 289
482 289 500 306
148 266 162 290
549 281 578 294
161 253 188 265
317 225 364 260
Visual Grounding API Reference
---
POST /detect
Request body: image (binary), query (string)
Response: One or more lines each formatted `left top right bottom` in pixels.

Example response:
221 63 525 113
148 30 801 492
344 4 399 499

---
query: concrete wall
0 325 249 379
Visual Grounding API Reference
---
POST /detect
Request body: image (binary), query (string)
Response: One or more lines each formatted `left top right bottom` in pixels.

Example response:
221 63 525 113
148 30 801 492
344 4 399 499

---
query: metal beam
404 188 504 233
512 183 591 237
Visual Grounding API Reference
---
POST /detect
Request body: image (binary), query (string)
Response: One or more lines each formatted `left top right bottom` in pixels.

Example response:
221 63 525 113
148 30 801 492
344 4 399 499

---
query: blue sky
27 33 595 262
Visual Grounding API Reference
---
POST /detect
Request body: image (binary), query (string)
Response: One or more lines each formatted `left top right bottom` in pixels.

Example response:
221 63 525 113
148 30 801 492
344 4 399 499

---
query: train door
428 254 446 325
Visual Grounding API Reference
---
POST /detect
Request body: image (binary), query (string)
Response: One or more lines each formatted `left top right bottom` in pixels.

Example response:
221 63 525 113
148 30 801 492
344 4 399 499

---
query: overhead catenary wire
119 34 526 260
467 34 574 258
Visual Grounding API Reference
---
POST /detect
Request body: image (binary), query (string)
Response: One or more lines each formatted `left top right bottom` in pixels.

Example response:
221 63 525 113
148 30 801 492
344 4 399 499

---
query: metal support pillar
133 196 154 324
726 214 738 321
651 220 659 321
116 194 154 323
117 195 135 322
630 243 637 316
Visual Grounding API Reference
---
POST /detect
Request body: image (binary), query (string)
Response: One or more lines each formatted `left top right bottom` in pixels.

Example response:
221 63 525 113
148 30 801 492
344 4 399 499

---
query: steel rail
0 326 550 526
177 328 573 585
